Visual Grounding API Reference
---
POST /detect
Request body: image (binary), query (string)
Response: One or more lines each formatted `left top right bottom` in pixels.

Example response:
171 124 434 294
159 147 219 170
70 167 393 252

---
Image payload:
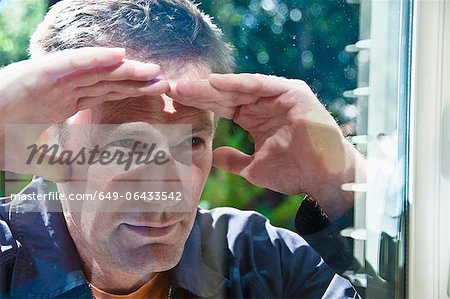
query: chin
110 242 185 275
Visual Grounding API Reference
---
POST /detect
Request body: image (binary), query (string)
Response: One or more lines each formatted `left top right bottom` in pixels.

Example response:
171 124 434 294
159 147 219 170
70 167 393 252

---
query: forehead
92 95 212 125
75 63 214 128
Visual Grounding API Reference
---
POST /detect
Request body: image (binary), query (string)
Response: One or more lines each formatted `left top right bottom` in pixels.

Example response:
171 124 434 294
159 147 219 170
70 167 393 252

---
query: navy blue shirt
0 178 359 298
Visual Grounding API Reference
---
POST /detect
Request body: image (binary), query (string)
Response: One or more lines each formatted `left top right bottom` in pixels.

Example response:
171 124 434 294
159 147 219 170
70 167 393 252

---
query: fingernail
136 63 160 72
123 59 160 71
147 79 169 88
146 79 161 85
127 63 161 81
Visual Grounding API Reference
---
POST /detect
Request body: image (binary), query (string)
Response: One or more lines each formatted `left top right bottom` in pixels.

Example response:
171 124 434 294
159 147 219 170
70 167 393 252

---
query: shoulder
194 207 359 298
0 177 52 266
0 211 19 258
196 206 308 249
0 202 20 296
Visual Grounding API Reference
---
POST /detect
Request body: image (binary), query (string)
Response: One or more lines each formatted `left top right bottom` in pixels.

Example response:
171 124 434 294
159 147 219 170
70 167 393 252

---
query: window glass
199 0 360 230
0 0 413 297
198 1 412 297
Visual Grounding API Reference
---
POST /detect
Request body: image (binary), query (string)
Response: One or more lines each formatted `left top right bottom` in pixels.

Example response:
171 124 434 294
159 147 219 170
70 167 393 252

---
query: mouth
121 221 179 238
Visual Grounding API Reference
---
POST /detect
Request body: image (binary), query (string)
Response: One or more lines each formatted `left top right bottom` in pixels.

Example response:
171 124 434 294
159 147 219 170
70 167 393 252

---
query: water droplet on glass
290 8 302 22
257 51 270 64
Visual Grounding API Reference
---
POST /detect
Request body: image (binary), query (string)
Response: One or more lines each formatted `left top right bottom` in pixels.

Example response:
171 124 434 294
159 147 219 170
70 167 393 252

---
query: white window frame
408 0 450 298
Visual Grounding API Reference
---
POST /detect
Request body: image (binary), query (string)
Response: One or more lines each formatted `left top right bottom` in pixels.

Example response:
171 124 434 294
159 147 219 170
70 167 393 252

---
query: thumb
212 146 252 176
6 153 72 183
28 155 71 183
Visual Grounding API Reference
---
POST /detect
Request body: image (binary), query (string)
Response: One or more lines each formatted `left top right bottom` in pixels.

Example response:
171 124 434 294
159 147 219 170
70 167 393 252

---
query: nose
103 148 193 213
66 122 195 213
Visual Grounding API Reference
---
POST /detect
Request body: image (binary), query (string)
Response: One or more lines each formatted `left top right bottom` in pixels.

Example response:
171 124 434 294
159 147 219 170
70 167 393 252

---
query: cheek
78 212 99 240
66 210 116 245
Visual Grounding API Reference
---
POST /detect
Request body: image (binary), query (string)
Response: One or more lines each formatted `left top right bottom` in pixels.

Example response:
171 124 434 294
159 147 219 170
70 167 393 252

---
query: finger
169 79 260 108
168 81 237 118
61 59 162 88
75 79 170 99
212 146 253 176
29 156 71 183
169 79 258 106
209 73 289 98
76 82 170 111
168 79 223 100
76 93 132 110
41 47 126 79
8 154 71 183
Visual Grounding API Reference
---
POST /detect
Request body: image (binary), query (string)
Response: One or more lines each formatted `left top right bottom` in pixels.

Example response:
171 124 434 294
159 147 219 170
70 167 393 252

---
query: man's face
59 65 215 275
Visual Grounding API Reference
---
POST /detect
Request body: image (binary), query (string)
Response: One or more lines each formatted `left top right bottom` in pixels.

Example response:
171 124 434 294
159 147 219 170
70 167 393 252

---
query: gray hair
30 0 230 143
30 0 234 73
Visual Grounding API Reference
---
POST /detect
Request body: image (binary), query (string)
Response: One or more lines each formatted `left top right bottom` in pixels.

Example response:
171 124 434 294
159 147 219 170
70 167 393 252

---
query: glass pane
344 0 412 298
200 1 412 297
0 0 414 297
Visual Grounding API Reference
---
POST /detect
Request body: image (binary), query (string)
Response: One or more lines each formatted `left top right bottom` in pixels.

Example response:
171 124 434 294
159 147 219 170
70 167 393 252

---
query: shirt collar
168 217 227 297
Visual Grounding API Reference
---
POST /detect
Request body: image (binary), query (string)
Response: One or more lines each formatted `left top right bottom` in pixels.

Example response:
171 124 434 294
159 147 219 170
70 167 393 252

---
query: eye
175 136 205 150
191 137 205 148
108 139 137 148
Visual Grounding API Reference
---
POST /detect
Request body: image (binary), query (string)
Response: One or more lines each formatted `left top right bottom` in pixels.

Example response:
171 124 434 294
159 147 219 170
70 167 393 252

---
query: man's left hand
168 73 364 219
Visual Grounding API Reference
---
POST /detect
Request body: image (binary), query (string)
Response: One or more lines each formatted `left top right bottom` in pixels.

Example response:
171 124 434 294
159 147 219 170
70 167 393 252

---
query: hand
168 73 364 218
0 47 169 180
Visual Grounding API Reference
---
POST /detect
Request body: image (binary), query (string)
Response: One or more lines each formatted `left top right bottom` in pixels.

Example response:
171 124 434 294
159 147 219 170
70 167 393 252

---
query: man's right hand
0 47 169 180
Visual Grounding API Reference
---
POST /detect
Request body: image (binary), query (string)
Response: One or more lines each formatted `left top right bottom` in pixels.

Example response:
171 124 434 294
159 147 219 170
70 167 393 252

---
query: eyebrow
191 115 215 136
94 104 215 136
87 116 214 144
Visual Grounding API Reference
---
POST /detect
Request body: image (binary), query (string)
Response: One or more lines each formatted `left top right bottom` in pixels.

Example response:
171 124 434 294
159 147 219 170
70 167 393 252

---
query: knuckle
126 83 139 95
20 77 36 95
39 63 55 79
294 79 309 89
104 92 117 102
73 87 85 99
252 74 265 89
229 107 239 119
91 66 102 84
57 76 77 91
68 56 81 71
254 73 266 80
123 62 137 77
99 81 110 95
103 93 111 102
76 98 87 111
230 79 244 90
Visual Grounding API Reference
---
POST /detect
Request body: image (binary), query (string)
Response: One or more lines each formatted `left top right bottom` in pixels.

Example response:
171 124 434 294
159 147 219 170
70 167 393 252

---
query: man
0 0 364 297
